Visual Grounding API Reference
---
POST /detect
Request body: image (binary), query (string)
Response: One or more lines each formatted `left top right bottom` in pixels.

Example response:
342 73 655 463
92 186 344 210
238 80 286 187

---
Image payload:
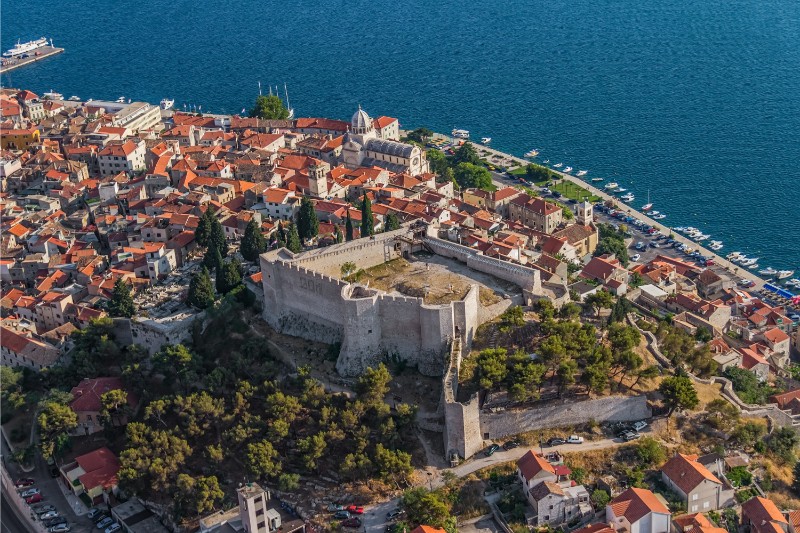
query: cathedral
341 106 429 176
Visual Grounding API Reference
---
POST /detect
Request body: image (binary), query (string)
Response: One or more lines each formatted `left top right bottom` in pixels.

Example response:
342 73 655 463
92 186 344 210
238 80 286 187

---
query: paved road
2 491 30 533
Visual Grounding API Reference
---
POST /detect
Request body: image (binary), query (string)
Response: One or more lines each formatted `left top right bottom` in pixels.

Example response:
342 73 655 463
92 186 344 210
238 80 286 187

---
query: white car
40 511 59 520
631 254 641 262
567 435 584 444
632 421 648 432
20 488 40 498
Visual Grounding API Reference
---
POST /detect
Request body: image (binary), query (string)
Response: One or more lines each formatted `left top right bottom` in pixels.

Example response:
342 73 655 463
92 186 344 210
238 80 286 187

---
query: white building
606 488 671 533
98 139 146 177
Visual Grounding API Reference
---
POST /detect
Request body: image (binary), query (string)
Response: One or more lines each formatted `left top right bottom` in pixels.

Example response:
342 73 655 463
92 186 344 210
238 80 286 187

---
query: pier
421 131 766 290
0 46 64 73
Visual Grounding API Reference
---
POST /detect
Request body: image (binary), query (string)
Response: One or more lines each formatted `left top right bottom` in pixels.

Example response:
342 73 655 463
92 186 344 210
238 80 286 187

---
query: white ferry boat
576 170 588 177
3 37 48 58
452 129 469 139
160 98 175 110
563 166 573 173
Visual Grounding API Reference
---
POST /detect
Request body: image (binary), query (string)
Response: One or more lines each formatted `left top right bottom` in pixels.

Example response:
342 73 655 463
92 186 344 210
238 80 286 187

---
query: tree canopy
360 194 374 237
453 162 494 191
108 278 135 318
297 197 319 242
659 375 699 415
345 211 354 241
249 95 289 120
216 259 242 295
240 219 266 262
186 267 215 309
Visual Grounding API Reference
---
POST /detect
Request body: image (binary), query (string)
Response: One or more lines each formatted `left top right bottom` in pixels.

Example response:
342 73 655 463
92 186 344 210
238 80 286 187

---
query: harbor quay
0 45 64 73
421 130 767 291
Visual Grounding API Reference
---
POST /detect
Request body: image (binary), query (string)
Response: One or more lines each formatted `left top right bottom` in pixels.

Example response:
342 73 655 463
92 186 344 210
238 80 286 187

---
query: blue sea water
3 0 799 271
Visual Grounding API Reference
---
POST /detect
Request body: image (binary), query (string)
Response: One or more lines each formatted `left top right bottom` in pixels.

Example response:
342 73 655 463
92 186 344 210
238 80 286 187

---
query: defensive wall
260 227 496 377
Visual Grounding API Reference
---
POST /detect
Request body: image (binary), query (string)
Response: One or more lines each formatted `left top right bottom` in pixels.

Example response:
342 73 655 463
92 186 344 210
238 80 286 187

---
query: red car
25 493 43 504
346 505 364 515
342 518 362 528
15 478 35 488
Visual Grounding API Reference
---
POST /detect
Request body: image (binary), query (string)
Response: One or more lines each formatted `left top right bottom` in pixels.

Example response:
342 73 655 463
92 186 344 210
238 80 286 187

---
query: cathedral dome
351 105 373 132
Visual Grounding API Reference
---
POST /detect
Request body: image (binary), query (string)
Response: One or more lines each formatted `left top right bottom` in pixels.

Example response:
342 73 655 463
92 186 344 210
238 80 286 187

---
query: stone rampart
480 395 651 440
442 338 484 460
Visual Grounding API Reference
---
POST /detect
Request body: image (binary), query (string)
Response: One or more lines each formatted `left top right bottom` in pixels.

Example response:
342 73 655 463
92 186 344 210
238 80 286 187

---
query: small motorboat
749 264 759 270
68 95 80 101
116 96 126 103
553 162 564 168
694 234 710 241
481 137 492 144
646 210 659 216
543 159 550 164
160 98 175 110
616 187 627 193
777 270 795 279
653 214 666 220
785 278 800 287
563 166 573 173
741 257 759 266
576 170 588 176
591 177 603 182
621 193 635 202
727 252 743 260
710 242 723 250
524 149 539 157
452 129 470 138
759 267 778 276
604 182 619 189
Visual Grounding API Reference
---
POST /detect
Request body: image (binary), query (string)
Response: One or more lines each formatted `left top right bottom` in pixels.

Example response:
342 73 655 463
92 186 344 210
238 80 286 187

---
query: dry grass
692 381 724 410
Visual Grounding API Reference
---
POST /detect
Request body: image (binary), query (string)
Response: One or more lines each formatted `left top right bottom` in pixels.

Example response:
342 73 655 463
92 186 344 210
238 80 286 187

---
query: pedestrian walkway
54 476 90 516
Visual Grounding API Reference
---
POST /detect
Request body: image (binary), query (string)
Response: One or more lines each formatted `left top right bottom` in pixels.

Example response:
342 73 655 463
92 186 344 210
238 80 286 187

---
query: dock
0 46 64 73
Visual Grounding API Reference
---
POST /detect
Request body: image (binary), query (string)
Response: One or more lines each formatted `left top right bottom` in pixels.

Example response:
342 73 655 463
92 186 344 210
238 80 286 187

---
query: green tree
635 437 666 466
207 213 227 258
216 259 242 294
426 148 449 176
659 375 699 415
249 94 289 120
630 365 661 391
99 388 131 428
792 462 800 495
360 194 374 237
286 222 302 253
297 197 319 241
276 222 287 248
345 211 354 241
385 212 401 231
240 218 266 261
591 489 610 510
724 367 773 405
195 209 213 247
453 142 481 166
176 474 224 516
108 278 135 318
203 245 223 273
186 267 215 309
453 162 493 190
37 399 78 459
297 432 327 472
153 344 195 389
278 473 301 491
335 225 344 243
402 487 452 530
733 421 767 450
475 348 508 390
585 289 615 317
246 440 282 478
374 443 413 485
355 364 392 405
406 127 433 144
119 422 192 494
557 357 578 393
767 427 799 464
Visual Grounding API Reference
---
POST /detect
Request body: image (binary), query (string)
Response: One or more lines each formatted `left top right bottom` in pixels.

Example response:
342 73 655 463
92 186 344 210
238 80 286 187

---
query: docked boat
591 177 603 182
710 242 723 251
786 279 800 287
576 170 588 176
641 203 653 211
116 96 126 103
777 270 796 279
524 149 539 157
42 90 63 100
3 37 48 58
481 137 492 144
646 210 659 216
741 257 759 266
604 182 619 190
452 129 470 138
621 193 635 202
727 252 743 261
759 267 778 276
68 95 80 101
553 163 564 168
615 187 627 193
653 214 666 220
749 264 759 270
694 234 710 241
160 98 175 110
543 159 550 164
563 166 573 173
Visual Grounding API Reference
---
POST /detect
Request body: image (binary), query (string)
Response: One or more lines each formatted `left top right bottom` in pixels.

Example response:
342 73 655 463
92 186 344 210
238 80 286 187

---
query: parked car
105 523 121 533
630 254 641 262
503 440 520 450
346 505 364 515
327 504 345 512
15 478 35 488
96 517 114 529
40 511 60 520
33 504 56 514
387 509 405 520
649 242 659 248
619 431 641 442
484 443 500 456
567 435 584 444
333 511 351 520
632 421 648 431
20 488 40 498
87 508 104 520
44 517 67 528
547 437 565 446
342 518 362 528
93 513 110 524
49 525 71 533
26 493 43 504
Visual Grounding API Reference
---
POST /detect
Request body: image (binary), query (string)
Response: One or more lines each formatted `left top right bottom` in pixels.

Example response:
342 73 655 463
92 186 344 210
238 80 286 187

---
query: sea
2 0 799 273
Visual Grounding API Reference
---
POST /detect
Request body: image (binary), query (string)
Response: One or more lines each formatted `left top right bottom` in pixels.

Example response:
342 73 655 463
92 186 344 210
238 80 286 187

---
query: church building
341 106 429 176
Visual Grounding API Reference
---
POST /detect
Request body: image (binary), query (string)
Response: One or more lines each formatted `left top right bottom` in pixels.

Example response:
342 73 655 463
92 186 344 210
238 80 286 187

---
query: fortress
259 223 553 377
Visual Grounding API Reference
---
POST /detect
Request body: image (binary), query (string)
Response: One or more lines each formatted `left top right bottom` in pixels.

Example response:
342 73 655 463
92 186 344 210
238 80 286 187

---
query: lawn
551 180 601 202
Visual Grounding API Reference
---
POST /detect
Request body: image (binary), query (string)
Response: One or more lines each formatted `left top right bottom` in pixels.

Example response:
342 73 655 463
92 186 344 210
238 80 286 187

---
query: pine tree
345 211 354 242
203 246 223 273
286 223 302 253
276 222 287 248
216 259 242 294
108 278 135 318
297 197 319 242
195 209 212 247
335 225 343 244
360 194 374 237
207 213 227 258
384 212 400 232
240 219 266 262
187 268 215 309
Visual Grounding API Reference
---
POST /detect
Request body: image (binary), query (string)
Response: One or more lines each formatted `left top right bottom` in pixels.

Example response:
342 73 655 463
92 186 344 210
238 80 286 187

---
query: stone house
528 481 591 527
660 453 724 513
68 377 138 436
0 325 61 369
59 447 120 505
508 194 564 234
606 488 671 533
516 450 557 492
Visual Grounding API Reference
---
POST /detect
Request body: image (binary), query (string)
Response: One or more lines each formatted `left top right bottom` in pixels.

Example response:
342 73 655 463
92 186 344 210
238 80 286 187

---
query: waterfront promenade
0 46 64 73
425 131 765 290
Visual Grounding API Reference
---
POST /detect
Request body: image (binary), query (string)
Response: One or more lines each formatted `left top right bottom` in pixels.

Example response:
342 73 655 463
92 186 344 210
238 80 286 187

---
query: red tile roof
516 450 556 481
75 447 120 491
69 377 136 413
609 487 669 524
661 453 721 494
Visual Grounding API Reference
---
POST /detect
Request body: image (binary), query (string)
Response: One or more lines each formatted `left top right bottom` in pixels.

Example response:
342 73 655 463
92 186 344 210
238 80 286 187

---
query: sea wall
479 395 651 440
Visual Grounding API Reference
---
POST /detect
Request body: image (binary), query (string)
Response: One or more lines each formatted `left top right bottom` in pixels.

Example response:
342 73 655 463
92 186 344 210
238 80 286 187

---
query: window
704 502 710 509
692 494 699 501
691 505 698 512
